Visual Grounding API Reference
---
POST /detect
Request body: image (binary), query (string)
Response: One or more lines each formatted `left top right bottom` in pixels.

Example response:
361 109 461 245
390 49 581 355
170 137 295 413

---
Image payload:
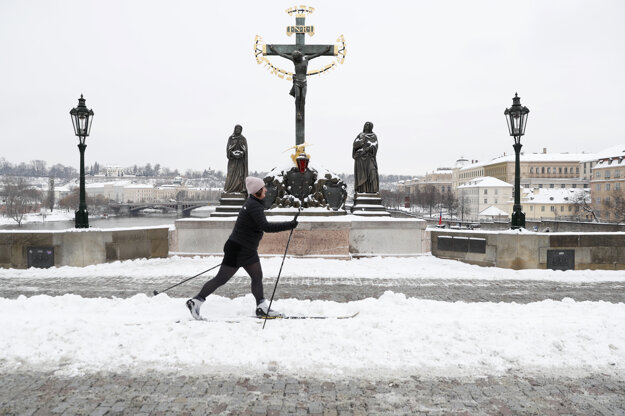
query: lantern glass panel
86 110 94 136
79 115 87 135
71 113 79 136
505 114 513 136
520 112 528 136
512 114 521 135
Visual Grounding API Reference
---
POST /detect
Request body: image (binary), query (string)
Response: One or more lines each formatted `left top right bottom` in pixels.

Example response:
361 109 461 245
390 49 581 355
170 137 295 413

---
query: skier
186 176 298 319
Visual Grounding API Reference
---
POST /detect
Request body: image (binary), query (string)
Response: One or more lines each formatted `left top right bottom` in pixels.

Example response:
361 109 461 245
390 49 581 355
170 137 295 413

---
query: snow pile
0 292 623 378
1 254 624 283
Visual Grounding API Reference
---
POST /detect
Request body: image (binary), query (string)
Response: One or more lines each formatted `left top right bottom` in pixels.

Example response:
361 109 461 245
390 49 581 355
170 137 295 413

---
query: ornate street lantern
70 94 94 144
504 92 529 144
504 93 529 229
70 94 94 228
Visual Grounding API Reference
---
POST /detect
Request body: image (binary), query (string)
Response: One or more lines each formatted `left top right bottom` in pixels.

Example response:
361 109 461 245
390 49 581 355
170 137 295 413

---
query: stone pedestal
173 216 428 257
211 192 246 217
351 192 390 217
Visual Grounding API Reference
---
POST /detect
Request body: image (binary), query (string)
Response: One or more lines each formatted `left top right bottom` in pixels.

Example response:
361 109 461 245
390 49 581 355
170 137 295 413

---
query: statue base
263 165 348 212
351 192 391 217
211 192 246 217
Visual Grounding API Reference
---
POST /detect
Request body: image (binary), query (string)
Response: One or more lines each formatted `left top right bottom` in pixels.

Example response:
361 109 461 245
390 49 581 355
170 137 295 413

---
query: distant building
458 148 590 191
396 177 422 198
521 188 587 221
104 165 126 177
590 145 625 221
84 179 220 204
455 159 485 188
457 177 513 221
85 181 129 202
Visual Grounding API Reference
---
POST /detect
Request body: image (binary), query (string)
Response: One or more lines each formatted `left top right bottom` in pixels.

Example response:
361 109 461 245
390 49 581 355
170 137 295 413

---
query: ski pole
152 263 221 296
263 208 301 329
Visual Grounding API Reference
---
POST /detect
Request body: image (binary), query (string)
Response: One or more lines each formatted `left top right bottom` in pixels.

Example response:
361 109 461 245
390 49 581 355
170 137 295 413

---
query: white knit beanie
245 176 265 195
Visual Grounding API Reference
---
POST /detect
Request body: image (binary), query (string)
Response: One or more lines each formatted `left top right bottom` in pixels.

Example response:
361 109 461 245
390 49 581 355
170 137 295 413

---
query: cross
262 6 336 146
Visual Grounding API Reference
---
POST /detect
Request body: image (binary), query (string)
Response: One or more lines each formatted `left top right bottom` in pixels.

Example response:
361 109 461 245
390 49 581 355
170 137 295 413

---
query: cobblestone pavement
1 275 624 303
1 371 624 416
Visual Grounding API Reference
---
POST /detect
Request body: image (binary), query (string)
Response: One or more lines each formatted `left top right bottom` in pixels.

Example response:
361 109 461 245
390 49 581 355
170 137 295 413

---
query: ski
175 317 242 324
255 312 360 320
173 311 360 324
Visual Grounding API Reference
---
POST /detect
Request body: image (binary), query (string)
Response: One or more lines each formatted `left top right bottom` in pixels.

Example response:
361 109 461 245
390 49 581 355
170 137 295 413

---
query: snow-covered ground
1 254 624 283
1 292 623 378
0 255 624 378
0 211 74 225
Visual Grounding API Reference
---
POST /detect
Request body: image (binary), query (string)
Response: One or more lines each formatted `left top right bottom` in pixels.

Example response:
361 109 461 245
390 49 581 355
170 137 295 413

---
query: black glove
290 220 299 229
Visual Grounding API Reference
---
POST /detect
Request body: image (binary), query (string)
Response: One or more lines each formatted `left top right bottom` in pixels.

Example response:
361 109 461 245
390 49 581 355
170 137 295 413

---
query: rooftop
523 188 586 204
458 176 513 188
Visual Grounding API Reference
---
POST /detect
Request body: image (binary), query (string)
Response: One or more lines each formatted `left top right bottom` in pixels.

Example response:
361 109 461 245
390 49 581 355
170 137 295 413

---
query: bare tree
1 177 42 226
30 160 47 177
380 189 403 209
421 185 440 218
572 189 597 222
458 194 472 222
603 188 625 224
46 177 55 212
58 188 79 212
441 191 458 219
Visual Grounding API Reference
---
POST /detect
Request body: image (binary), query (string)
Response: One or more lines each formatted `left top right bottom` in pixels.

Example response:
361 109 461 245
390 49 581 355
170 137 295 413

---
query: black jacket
228 196 295 250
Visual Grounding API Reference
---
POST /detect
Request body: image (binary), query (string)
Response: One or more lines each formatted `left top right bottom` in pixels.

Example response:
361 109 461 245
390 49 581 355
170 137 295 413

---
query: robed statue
223 125 248 193
352 121 379 193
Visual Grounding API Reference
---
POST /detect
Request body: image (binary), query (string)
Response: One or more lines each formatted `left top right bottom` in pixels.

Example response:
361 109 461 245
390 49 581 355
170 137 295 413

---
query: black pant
195 261 264 305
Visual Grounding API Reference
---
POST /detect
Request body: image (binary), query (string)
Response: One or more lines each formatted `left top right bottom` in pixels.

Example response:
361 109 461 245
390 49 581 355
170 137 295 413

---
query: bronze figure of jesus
268 46 331 120
260 8 338 146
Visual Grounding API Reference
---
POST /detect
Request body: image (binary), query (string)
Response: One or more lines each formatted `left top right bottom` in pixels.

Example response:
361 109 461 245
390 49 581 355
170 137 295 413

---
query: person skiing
186 176 298 319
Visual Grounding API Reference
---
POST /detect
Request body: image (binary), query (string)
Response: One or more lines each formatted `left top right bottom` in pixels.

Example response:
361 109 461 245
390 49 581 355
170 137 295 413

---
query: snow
0 292 623 378
1 255 624 378
1 253 624 283
0 224 172 234
486 152 592 164
524 188 585 204
479 206 509 216
459 152 599 172
594 144 625 161
458 176 513 188
0 211 74 226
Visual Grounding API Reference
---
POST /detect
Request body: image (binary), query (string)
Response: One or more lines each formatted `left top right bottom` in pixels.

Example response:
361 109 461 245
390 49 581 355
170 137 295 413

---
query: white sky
1 0 624 176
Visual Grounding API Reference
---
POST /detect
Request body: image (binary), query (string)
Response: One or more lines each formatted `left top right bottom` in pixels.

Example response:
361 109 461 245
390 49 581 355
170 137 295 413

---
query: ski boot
256 299 283 318
186 298 204 320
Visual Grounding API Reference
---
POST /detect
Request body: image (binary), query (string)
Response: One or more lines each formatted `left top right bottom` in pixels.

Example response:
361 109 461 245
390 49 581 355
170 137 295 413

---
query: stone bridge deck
2 276 624 415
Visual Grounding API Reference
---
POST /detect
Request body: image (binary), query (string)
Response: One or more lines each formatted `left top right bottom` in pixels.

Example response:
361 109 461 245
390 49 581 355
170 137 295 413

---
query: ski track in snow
0 292 623 379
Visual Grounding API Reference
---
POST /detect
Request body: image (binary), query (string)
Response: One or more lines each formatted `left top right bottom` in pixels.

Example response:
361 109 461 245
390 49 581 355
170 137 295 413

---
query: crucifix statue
268 46 332 123
257 6 344 146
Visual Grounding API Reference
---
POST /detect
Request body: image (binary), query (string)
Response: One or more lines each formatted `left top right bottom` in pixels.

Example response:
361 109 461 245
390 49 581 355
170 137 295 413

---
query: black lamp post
504 93 529 229
70 94 94 228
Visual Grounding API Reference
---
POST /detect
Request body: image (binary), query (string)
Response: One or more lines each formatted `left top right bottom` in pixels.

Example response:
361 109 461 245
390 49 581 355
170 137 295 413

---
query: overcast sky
1 0 624 176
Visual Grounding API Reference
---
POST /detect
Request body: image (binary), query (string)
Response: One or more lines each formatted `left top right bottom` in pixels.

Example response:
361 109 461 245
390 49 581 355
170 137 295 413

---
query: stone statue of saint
352 121 379 193
223 125 248 194
268 46 332 120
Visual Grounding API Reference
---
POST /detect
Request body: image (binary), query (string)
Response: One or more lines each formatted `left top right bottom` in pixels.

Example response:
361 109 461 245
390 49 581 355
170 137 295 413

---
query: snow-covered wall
431 229 625 270
0 227 169 268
